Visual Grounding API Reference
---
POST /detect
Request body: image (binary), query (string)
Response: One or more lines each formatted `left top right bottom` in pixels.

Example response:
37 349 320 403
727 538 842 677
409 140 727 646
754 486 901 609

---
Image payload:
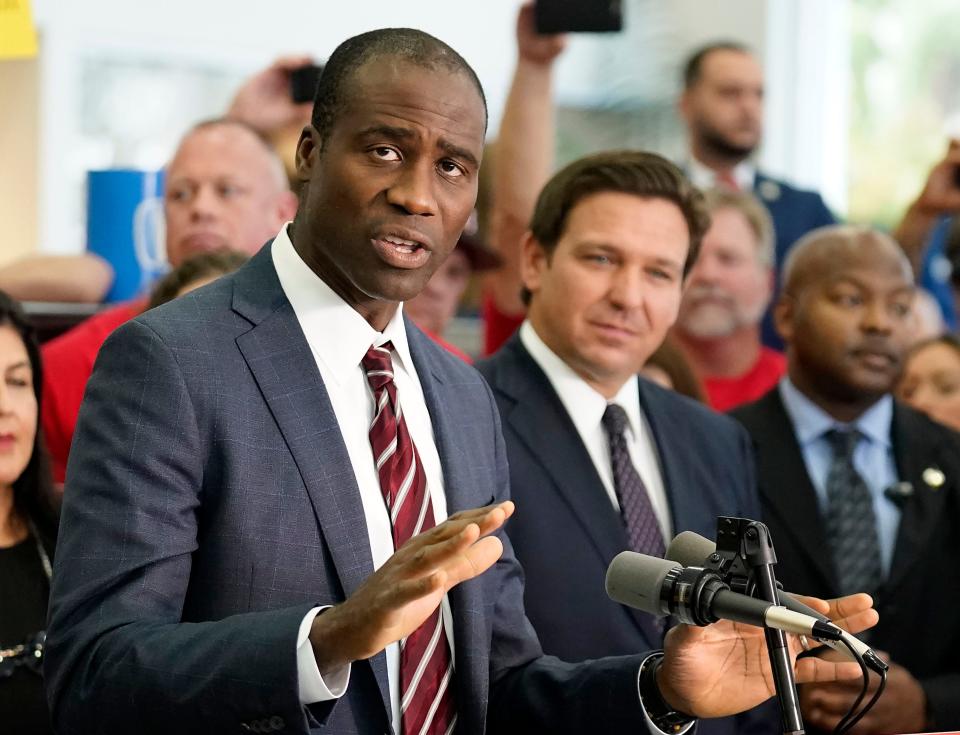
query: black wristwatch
639 654 696 734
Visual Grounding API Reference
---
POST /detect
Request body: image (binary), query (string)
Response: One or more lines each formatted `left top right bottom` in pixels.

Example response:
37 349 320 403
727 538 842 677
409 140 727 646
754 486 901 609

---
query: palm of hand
661 622 783 718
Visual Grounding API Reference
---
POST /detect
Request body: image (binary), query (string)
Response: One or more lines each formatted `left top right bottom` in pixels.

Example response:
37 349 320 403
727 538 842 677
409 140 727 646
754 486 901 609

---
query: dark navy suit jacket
753 172 836 349
732 390 960 730
477 335 777 735
45 245 655 735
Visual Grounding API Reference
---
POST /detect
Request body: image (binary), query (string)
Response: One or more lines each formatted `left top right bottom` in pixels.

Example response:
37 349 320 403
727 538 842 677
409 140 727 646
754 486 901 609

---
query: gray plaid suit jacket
45 244 652 735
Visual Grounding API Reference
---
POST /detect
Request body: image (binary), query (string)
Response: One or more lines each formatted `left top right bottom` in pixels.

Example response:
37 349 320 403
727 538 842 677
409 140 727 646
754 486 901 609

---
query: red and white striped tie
362 343 457 735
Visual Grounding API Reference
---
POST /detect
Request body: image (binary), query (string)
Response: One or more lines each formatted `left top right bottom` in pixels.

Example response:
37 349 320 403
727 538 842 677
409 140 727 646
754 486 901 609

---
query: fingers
795 593 879 635
794 656 863 685
793 594 830 616
448 535 505 585
392 503 513 586
446 501 515 536
826 592 873 620
825 593 878 635
406 525 505 589
403 502 508 550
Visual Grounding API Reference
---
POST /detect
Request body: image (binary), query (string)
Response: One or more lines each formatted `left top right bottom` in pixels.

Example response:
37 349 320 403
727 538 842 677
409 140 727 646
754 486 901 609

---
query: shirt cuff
297 606 351 704
637 652 696 735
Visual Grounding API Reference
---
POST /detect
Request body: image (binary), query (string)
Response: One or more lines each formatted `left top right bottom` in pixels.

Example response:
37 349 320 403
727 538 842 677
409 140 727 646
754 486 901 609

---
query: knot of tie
602 403 629 438
825 428 861 462
362 343 395 393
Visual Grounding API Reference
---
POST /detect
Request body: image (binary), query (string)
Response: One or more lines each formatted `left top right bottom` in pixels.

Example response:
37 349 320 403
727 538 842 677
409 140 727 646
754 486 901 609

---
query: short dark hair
524 150 710 304
147 249 249 310
0 290 57 541
683 41 751 89
311 28 488 144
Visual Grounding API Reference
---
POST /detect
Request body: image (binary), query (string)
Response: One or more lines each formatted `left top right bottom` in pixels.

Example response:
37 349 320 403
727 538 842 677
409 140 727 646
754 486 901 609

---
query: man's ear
520 232 549 296
773 294 794 344
294 125 319 184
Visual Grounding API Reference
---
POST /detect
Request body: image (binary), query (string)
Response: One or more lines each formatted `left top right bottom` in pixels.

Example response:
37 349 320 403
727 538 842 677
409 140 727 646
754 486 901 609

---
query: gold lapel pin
922 467 945 489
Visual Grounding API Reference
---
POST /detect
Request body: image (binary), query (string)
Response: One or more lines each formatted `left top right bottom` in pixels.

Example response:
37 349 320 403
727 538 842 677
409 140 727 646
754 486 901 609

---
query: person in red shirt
41 119 298 482
672 188 785 411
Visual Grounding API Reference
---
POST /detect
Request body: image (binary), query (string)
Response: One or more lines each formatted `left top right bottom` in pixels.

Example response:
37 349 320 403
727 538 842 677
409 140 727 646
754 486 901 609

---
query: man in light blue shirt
733 224 960 734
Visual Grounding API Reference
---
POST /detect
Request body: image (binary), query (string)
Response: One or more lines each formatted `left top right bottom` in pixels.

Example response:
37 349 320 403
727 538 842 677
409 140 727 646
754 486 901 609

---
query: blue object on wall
86 169 166 302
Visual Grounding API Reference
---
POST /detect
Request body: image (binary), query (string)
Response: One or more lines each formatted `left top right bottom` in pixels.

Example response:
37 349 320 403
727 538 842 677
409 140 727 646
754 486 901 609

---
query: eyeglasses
0 631 45 678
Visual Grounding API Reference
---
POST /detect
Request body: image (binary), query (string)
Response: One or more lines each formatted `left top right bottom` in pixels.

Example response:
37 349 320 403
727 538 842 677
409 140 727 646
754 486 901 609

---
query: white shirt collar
519 320 643 441
687 156 756 192
270 223 415 386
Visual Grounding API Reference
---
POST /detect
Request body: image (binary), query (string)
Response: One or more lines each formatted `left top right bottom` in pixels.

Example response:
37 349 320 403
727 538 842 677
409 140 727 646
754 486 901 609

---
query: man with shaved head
732 225 960 734
40 118 298 482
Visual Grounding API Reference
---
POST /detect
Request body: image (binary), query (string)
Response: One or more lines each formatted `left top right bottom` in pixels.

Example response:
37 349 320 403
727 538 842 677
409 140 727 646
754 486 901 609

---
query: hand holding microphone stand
710 518 804 735
606 517 889 735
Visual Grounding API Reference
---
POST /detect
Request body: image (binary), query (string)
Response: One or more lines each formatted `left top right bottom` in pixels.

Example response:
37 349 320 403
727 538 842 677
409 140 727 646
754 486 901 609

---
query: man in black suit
477 150 775 735
731 225 960 733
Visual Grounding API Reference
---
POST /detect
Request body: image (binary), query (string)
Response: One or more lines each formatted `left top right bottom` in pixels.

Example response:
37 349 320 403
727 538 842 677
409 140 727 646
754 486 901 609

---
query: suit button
269 716 285 730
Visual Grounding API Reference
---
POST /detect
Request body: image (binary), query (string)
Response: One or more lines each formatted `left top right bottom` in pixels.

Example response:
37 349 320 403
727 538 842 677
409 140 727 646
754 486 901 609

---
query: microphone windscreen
605 551 678 614
666 531 716 567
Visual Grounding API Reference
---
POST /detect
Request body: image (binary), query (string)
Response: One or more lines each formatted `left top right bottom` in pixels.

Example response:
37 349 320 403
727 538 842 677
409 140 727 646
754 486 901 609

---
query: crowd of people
1 3 959 734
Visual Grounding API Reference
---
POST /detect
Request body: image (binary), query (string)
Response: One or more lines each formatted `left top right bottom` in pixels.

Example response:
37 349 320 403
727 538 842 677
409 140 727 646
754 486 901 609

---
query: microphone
666 531 887 672
884 481 913 508
605 551 842 641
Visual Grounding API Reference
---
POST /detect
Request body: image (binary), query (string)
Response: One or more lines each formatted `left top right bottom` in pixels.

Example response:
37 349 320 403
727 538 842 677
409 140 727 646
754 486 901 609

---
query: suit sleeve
44 319 329 735
478 379 653 733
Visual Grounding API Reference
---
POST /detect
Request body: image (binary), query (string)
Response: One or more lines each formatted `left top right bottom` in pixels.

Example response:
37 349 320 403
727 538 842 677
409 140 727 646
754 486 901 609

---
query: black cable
838 666 887 735
832 636 869 735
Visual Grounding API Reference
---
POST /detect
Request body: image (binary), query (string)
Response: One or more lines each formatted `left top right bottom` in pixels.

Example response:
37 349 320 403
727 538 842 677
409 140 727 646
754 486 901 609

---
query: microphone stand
711 518 805 735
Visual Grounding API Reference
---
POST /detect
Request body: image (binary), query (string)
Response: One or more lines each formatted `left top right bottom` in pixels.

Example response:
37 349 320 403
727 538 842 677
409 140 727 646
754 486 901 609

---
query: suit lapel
495 339 662 644
750 392 838 593
231 246 391 717
636 380 699 534
887 405 952 593
500 340 629 563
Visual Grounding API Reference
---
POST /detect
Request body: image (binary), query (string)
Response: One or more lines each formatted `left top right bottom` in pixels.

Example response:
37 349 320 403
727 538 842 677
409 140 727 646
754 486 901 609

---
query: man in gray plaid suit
45 27 875 735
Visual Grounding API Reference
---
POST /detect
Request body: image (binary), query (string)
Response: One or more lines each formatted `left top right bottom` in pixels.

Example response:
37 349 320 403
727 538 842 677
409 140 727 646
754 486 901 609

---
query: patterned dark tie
362 343 456 735
602 404 666 559
824 429 883 596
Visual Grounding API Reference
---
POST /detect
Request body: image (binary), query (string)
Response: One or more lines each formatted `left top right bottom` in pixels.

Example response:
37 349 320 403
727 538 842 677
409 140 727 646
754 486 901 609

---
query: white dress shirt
271 225 454 734
519 321 673 542
687 156 756 193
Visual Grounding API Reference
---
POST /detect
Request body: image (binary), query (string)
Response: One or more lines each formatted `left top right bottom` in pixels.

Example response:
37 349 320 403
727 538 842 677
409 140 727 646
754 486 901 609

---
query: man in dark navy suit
678 42 836 349
479 9 835 356
477 150 776 735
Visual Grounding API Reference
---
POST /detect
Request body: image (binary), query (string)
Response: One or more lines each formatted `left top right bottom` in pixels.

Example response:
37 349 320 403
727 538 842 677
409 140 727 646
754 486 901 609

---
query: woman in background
897 334 960 432
0 290 58 735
